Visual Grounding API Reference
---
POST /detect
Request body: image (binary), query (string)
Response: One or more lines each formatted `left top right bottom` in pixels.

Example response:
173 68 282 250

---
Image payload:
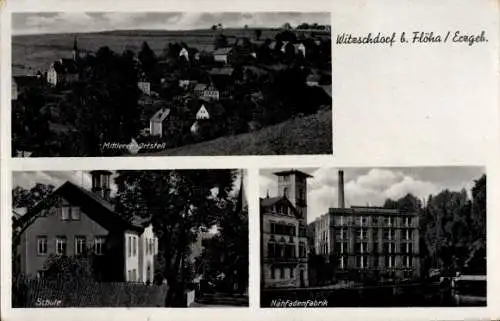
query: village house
306 73 321 87
193 83 208 97
138 77 151 96
11 74 43 101
46 38 81 87
179 47 190 62
203 84 220 101
179 79 198 90
190 101 225 135
14 171 159 283
46 58 79 87
293 43 306 57
212 47 233 64
149 108 171 138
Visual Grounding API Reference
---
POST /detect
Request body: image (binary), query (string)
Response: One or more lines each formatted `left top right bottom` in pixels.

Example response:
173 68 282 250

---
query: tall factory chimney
338 170 345 208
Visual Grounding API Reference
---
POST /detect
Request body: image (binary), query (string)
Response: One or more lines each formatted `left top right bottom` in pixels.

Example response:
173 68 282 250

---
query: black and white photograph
259 167 486 307
12 169 248 307
11 12 332 157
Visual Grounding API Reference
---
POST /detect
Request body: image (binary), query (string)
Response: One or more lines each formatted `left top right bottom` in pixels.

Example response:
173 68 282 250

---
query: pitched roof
194 83 208 92
260 196 282 207
150 108 171 122
15 181 147 235
198 102 225 117
260 196 300 218
208 67 235 76
51 58 78 74
212 47 233 55
328 206 415 216
320 85 332 98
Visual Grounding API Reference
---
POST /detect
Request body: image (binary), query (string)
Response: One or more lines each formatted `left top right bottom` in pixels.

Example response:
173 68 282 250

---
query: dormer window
60 206 80 221
61 207 70 221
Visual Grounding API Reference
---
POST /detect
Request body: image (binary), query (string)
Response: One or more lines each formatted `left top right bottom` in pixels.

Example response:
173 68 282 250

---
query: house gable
196 105 210 120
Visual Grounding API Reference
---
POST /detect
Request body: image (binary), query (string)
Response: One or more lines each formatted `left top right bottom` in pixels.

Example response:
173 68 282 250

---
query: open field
12 28 282 75
145 108 333 156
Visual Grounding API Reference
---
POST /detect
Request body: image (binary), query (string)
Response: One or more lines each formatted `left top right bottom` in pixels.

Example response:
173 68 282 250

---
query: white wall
124 231 140 282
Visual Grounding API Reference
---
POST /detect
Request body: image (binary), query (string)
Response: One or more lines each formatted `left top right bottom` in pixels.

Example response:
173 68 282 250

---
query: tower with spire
236 170 247 212
72 36 80 61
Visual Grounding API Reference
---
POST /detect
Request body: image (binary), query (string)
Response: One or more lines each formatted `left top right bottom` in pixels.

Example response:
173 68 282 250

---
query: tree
282 22 292 30
254 29 262 41
114 170 237 306
214 33 228 49
12 183 55 211
138 41 158 78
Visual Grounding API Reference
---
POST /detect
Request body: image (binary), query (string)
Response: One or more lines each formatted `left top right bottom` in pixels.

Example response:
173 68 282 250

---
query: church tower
73 37 80 61
273 169 312 221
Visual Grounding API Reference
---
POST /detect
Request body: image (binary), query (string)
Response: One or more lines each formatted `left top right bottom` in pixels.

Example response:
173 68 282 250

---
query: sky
259 167 485 223
13 169 247 203
12 12 330 35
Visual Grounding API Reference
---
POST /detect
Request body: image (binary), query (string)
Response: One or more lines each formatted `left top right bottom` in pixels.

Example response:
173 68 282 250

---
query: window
290 267 294 278
361 217 368 226
267 242 275 257
128 270 132 281
75 236 86 255
37 236 48 255
60 206 80 221
56 237 67 255
299 242 306 258
270 222 276 234
132 269 137 282
61 207 70 221
341 242 347 254
71 207 81 220
356 256 364 268
128 236 132 257
373 242 379 253
280 267 285 279
385 256 394 268
270 266 275 279
95 236 105 255
339 256 345 269
133 237 137 256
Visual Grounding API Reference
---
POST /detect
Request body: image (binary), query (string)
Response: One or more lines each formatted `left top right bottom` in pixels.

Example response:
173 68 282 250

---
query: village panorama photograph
12 169 248 307
259 167 486 307
11 12 332 157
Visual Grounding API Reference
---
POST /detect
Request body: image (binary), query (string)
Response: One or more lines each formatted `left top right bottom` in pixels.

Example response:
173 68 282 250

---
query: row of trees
381 175 486 277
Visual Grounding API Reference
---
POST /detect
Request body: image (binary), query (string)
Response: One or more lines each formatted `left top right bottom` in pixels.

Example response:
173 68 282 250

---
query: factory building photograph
259 167 486 307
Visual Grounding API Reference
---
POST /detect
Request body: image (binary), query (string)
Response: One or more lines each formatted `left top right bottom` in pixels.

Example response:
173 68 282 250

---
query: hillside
144 109 332 156
12 28 279 76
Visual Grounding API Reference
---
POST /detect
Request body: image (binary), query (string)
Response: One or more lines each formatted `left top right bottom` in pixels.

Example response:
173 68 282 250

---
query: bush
13 275 168 307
